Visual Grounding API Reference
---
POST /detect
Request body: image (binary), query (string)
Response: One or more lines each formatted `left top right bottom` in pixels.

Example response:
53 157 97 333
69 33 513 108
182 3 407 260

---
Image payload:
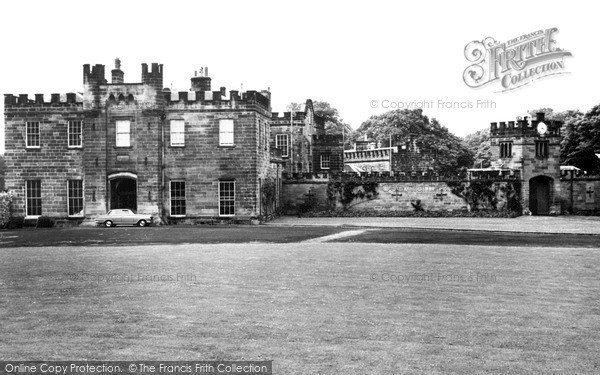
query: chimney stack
111 58 124 84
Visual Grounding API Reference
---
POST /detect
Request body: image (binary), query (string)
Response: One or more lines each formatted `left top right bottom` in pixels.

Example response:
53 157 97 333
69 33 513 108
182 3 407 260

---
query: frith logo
463 28 572 92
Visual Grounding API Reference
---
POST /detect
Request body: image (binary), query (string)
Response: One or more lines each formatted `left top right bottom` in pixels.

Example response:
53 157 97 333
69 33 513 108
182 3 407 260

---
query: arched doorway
529 175 553 215
109 173 137 210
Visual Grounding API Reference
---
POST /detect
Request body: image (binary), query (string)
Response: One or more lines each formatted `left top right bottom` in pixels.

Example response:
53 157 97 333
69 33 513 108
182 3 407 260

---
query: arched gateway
108 172 137 211
529 175 553 215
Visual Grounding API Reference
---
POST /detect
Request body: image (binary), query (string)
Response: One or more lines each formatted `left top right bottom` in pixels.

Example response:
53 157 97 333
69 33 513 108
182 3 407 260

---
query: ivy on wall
0 191 14 227
447 180 521 213
327 180 379 209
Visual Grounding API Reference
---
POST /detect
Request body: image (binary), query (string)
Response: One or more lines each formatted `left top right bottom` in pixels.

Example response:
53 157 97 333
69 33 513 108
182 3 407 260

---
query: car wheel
104 220 113 227
137 220 147 227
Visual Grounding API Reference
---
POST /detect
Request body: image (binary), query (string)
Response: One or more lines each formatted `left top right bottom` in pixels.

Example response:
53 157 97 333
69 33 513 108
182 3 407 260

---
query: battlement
4 93 83 107
142 63 163 88
490 112 562 137
271 111 307 122
83 64 107 85
164 90 270 111
312 134 344 144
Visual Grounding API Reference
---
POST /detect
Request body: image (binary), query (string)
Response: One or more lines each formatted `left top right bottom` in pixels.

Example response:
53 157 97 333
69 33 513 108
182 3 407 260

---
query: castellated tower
489 112 563 214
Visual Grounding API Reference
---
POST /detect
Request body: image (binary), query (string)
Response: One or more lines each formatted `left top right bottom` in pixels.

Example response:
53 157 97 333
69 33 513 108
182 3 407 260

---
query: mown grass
0 243 599 374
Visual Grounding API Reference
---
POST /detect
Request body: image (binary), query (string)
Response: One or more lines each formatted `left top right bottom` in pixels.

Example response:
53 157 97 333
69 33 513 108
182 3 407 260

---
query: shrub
36 216 55 228
6 216 24 229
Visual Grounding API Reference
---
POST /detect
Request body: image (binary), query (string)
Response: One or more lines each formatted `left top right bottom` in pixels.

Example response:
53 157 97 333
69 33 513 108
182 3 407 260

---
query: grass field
1 243 599 374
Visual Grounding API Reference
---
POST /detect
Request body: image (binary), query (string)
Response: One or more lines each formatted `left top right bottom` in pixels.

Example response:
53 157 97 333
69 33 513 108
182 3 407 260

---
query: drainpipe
160 112 166 223
570 170 574 213
105 102 109 211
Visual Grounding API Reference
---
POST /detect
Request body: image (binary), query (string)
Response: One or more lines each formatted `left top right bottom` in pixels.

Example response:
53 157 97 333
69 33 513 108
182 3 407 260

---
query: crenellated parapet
4 93 82 108
490 112 562 138
164 90 270 112
312 134 344 145
271 111 307 122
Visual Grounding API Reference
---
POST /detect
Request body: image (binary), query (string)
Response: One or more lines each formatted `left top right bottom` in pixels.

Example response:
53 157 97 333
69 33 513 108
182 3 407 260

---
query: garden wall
282 174 517 214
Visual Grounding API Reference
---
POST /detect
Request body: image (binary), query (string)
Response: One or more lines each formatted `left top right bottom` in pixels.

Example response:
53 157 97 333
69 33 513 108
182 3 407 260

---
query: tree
312 101 353 141
353 109 474 175
287 100 354 147
464 129 492 168
528 108 584 123
560 104 600 173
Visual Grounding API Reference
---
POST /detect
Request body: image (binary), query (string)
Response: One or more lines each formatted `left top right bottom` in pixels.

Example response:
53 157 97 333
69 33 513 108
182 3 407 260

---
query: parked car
95 209 153 227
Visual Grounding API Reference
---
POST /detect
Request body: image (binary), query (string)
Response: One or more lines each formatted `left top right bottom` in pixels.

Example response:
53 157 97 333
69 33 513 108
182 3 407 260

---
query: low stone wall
282 176 514 213
560 177 600 213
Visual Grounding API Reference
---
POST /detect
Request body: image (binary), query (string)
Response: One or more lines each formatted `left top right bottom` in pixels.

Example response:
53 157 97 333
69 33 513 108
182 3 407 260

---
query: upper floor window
535 141 549 158
68 121 83 148
276 134 289 157
170 120 185 147
219 119 234 146
116 120 130 147
26 122 40 148
499 141 512 158
320 154 331 169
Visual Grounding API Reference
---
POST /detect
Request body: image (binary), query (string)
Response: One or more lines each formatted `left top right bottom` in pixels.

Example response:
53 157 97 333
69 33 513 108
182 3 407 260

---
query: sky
1 0 598 153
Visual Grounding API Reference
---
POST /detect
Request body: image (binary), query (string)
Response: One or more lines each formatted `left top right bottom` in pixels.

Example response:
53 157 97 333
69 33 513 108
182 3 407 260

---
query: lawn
0 243 599 374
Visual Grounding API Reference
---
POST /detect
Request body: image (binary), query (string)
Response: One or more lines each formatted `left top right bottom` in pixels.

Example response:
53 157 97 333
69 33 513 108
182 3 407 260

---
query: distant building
344 134 436 175
270 100 344 174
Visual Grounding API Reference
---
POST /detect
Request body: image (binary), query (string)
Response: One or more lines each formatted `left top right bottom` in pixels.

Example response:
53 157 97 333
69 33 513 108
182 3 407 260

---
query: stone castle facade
4 60 288 222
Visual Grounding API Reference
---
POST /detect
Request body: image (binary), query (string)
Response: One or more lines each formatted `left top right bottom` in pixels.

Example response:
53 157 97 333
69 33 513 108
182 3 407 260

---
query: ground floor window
219 180 235 216
170 181 186 216
26 180 42 216
67 180 84 216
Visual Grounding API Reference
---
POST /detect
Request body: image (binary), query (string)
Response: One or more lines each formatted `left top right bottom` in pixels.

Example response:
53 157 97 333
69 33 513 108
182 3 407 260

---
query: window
116 120 130 147
276 134 289 157
219 180 235 216
68 121 83 148
535 141 549 158
219 119 234 146
26 122 40 148
499 141 512 158
170 120 185 147
26 180 42 216
320 154 331 169
170 181 186 216
67 180 84 216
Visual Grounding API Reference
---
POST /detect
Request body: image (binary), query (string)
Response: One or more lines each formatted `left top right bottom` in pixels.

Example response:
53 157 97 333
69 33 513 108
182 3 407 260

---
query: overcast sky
1 0 597 153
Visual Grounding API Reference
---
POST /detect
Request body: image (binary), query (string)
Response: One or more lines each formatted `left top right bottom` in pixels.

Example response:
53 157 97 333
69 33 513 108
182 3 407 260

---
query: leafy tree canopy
353 109 474 175
464 129 492 168
560 104 600 173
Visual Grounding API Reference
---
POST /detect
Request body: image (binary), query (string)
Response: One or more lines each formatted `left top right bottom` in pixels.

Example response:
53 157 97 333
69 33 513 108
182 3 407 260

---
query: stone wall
560 177 600 213
281 175 507 213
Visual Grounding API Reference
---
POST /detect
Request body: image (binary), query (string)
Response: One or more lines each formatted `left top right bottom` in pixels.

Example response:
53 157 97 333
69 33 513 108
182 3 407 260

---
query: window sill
170 145 185 148
169 215 186 218
26 147 41 150
219 145 236 148
68 146 83 150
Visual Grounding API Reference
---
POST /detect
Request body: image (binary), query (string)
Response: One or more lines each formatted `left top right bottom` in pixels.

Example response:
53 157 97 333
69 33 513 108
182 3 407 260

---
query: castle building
4 59 282 222
343 135 437 175
270 100 344 174
469 112 563 215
